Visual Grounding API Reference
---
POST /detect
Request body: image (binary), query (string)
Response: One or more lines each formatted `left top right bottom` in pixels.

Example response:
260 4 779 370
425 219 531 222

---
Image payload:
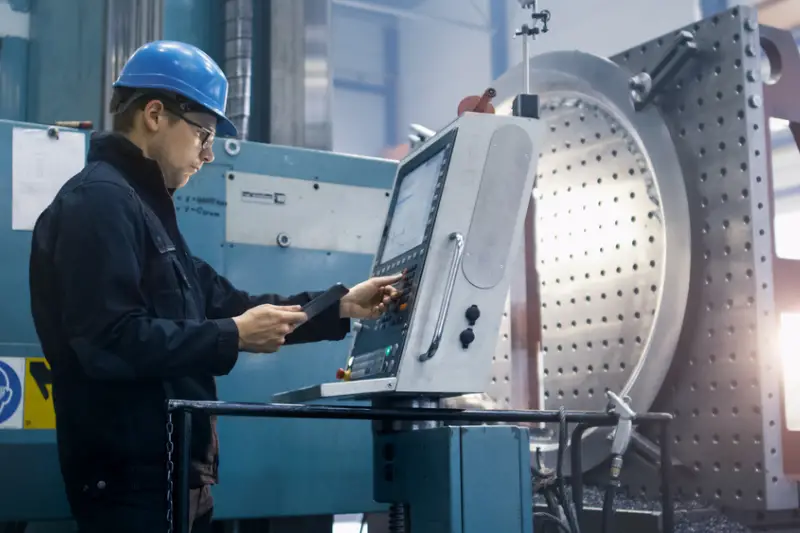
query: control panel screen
380 148 446 263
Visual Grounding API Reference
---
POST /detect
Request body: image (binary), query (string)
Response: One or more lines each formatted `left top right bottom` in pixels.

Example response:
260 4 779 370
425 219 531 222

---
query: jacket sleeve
52 181 240 380
192 257 351 345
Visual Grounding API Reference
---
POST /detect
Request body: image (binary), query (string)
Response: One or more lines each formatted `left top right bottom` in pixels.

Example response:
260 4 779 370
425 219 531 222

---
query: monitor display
380 148 446 263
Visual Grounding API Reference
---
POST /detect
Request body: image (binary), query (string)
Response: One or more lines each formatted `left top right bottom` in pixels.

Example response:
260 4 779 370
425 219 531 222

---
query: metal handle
419 232 465 362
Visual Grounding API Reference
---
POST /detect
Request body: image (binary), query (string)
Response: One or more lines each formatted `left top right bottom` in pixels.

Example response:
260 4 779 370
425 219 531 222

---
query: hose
602 481 616 533
601 454 624 533
534 512 572 533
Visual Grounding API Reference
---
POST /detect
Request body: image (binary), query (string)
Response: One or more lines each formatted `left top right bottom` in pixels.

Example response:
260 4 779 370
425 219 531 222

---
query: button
465 305 481 326
459 328 475 349
343 369 352 381
399 303 408 311
336 368 345 379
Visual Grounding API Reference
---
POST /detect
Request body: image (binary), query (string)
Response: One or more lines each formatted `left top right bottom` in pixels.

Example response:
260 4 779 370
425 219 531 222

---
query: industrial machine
170 108 672 533
269 108 545 532
3 2 800 532
482 4 800 530
0 120 399 527
278 111 542 401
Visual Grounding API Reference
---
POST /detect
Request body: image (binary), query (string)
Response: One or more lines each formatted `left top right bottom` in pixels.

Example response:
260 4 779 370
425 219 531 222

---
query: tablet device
302 283 350 321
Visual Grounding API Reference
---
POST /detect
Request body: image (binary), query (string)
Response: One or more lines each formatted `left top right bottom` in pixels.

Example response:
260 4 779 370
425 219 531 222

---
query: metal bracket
629 30 699 112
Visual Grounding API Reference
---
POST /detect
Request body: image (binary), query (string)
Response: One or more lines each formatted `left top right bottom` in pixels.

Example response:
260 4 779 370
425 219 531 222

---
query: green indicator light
385 346 392 356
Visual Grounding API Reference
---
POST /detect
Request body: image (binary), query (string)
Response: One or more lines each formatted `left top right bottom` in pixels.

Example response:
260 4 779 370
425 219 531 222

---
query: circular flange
492 51 691 474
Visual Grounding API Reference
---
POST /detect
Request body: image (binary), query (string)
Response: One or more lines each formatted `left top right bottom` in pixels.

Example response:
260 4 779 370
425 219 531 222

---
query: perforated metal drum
480 6 799 515
487 50 693 474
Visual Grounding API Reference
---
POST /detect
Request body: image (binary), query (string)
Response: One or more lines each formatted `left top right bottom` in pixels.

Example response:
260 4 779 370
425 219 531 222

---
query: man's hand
232 304 308 353
340 273 403 320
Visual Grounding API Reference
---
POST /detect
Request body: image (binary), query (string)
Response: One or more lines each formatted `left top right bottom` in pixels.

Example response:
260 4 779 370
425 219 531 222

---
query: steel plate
602 9 796 511
490 50 692 474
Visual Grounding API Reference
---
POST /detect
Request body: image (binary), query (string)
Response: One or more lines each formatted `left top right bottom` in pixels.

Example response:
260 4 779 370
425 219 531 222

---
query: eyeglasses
164 108 215 151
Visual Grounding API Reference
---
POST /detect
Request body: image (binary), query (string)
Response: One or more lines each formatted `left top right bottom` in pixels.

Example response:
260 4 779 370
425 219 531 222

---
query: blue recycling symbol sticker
0 359 22 425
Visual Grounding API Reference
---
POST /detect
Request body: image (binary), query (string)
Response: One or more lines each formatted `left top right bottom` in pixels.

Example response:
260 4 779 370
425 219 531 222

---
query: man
28 41 401 533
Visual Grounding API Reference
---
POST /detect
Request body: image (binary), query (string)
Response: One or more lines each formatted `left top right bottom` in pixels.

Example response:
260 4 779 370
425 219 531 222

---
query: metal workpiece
491 43 692 475
489 4 795 516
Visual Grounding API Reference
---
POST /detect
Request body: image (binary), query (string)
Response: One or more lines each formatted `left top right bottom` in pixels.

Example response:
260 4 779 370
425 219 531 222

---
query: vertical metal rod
522 33 530 95
178 411 192 533
660 421 674 533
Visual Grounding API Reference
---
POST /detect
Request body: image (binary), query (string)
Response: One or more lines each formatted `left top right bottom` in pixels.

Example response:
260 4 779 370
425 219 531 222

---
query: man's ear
141 100 165 133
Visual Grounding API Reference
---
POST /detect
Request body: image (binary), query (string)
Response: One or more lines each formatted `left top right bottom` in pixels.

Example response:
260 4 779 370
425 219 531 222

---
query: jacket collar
86 132 176 198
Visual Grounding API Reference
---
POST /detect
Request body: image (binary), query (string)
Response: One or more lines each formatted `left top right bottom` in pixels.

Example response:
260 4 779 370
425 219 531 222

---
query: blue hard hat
113 40 238 138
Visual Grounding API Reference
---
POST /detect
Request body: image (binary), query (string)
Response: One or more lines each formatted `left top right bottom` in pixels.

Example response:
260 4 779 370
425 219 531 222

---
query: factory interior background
3 0 800 532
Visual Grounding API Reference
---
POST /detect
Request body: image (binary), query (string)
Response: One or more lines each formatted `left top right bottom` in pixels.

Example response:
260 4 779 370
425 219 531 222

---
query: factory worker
27 40 401 533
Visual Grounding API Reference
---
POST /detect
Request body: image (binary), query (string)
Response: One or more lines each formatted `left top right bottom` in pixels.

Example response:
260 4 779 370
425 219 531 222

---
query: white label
226 172 391 254
11 127 86 231
0 357 25 430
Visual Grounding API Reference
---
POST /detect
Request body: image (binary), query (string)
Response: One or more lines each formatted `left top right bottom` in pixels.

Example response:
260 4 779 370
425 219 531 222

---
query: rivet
748 95 762 109
745 44 756 57
744 18 756 32
746 70 757 82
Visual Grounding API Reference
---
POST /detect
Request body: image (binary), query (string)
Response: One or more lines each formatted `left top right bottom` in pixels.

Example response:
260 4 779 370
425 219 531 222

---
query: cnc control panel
341 132 455 382
274 112 543 401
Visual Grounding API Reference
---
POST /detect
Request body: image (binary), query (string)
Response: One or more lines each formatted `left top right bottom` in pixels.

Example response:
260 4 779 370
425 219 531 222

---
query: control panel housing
274 112 543 401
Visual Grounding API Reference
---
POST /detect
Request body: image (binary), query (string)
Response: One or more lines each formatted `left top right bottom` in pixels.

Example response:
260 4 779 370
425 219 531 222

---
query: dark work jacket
28 132 350 492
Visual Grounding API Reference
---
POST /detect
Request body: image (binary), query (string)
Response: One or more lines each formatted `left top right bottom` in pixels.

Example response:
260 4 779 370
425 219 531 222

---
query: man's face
143 101 217 190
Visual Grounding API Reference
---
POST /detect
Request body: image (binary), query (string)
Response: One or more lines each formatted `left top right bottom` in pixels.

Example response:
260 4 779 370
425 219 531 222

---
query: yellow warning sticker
23 357 55 430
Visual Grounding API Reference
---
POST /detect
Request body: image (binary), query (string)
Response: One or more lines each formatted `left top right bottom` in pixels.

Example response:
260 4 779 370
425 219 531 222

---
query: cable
602 483 616 533
557 407 581 533
534 512 572 533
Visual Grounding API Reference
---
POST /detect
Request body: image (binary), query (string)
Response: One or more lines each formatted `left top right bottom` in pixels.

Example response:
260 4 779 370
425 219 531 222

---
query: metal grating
610 6 796 511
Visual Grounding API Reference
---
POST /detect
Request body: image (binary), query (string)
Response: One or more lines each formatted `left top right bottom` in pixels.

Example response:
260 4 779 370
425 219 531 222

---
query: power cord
531 408 582 533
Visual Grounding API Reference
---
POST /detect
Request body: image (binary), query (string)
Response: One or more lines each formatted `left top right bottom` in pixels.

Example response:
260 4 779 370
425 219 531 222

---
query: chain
166 411 175 533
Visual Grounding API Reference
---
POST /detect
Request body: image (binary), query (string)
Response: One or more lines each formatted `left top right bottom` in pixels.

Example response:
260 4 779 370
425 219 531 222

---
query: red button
336 368 345 379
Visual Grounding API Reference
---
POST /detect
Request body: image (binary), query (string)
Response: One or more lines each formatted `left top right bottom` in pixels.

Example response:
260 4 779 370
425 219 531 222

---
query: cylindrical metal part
102 0 163 130
522 34 530 94
224 0 253 139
